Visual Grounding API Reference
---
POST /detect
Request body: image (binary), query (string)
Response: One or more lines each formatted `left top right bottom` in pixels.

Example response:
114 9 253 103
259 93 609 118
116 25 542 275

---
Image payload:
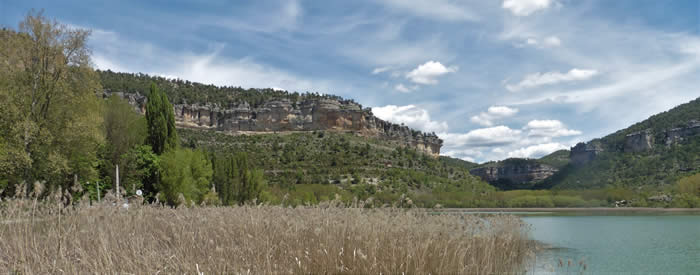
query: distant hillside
470 95 700 192
99 70 443 156
546 97 700 189
180 128 494 207
537 150 571 169
98 70 496 207
469 156 563 190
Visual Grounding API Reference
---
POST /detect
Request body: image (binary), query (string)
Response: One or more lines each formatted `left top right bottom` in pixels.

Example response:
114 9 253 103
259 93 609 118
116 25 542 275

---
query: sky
2 0 699 163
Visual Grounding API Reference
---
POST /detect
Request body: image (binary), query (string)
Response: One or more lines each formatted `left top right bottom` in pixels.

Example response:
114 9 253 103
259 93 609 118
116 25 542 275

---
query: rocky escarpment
104 91 443 156
469 159 558 188
624 129 654 152
622 120 700 152
571 120 700 163
570 141 604 165
663 120 700 146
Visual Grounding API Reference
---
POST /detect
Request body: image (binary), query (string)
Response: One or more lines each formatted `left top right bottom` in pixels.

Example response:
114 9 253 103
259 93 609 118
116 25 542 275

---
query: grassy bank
0 196 533 274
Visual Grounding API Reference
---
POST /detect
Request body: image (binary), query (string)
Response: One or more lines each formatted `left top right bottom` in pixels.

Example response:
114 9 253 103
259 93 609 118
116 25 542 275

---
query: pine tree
145 83 178 155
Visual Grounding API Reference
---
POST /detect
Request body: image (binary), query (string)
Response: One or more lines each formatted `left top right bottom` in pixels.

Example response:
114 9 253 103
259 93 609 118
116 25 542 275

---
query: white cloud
88 30 326 94
342 36 453 68
394 83 418 93
441 119 580 162
406 61 458 85
519 36 560 48
506 68 598 92
371 105 572 162
379 0 480 22
502 0 555 16
507 142 568 158
524 120 581 137
372 105 449 133
372 66 392 74
283 0 302 19
543 36 561 47
442 126 522 148
470 106 519 126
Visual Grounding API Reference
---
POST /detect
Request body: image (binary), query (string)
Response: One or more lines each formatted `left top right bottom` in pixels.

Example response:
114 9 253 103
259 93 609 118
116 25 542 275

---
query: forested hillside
546 97 700 190
180 128 495 207
98 70 352 108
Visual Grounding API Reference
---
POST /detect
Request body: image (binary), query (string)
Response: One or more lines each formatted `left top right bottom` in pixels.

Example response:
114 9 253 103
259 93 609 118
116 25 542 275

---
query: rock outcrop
104 91 443 156
469 160 558 186
572 120 700 164
570 142 603 165
664 120 700 146
621 121 700 152
624 129 654 152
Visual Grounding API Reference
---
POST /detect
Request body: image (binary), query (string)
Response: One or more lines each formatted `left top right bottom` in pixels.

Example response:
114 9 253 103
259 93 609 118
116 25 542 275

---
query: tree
158 148 212 206
0 11 103 192
104 95 147 165
121 145 159 198
101 95 148 192
678 173 700 196
210 152 265 205
145 83 177 155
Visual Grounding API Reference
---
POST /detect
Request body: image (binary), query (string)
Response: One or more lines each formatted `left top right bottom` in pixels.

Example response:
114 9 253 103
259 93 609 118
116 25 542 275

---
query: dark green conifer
145 83 178 155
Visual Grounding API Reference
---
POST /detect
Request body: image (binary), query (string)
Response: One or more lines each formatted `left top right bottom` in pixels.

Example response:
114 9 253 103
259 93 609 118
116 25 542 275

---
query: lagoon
521 213 700 274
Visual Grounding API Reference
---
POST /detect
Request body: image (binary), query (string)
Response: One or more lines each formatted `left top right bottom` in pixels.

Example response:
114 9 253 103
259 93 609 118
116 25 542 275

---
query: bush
677 173 700 196
506 195 554 208
158 148 213 206
552 195 587 207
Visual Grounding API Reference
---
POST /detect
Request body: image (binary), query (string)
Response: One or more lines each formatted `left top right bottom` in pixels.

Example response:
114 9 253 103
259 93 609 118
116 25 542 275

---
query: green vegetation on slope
179 128 499 207
536 149 571 169
546 97 700 190
600 97 700 151
98 69 357 108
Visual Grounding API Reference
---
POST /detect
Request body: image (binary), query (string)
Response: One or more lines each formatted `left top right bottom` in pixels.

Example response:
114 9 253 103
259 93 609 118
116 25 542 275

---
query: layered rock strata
104 91 443 156
624 129 654 152
469 163 558 185
570 142 604 165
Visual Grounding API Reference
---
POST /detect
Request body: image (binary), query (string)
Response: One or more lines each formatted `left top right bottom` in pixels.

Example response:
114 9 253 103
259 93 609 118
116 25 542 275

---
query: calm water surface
521 214 700 274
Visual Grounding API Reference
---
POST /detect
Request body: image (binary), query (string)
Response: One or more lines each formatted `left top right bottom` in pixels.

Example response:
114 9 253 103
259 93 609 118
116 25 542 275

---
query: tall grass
0 189 533 274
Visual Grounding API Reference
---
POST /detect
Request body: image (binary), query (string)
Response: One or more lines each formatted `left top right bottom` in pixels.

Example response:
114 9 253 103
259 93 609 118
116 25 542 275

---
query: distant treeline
98 70 359 108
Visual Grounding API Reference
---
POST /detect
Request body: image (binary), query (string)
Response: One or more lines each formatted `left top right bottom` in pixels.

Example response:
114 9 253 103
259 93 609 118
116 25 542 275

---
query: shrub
158 148 212 206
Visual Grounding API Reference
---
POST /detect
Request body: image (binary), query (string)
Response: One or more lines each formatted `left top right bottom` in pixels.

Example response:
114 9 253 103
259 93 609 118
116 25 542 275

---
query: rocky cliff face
624 129 654 152
469 161 558 187
572 120 700 163
664 120 700 146
623 121 700 152
105 91 443 156
570 142 603 165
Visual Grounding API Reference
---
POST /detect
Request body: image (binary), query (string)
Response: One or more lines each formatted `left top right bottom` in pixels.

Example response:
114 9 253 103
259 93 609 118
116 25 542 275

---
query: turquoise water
521 214 700 274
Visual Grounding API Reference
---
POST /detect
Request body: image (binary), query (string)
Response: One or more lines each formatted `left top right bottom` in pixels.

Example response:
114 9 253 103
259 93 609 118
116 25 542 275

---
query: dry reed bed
0 197 533 274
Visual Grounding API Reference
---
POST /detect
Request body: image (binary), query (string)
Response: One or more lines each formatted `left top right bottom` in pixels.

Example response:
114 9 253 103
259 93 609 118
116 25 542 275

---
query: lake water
521 213 700 274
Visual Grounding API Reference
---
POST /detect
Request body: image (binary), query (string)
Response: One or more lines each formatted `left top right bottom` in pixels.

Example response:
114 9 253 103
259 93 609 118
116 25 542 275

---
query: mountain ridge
99 70 443 156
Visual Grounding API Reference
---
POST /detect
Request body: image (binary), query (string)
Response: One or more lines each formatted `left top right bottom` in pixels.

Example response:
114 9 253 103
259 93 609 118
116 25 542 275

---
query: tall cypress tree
145 83 178 155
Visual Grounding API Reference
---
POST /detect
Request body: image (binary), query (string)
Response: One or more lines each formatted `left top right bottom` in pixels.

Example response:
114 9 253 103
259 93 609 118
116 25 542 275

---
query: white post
116 164 120 201
97 181 101 202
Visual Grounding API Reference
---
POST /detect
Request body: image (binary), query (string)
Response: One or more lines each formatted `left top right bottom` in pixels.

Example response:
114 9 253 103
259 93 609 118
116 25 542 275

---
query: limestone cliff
469 159 558 188
104 91 443 156
571 120 700 164
623 121 700 152
570 141 603 165
664 120 700 146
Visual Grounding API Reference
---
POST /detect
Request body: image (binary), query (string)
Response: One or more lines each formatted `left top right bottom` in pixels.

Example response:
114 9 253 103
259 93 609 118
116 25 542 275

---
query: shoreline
435 207 700 213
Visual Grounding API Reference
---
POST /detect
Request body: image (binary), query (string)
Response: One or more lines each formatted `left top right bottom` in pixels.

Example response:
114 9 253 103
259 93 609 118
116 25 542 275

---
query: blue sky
2 0 699 162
